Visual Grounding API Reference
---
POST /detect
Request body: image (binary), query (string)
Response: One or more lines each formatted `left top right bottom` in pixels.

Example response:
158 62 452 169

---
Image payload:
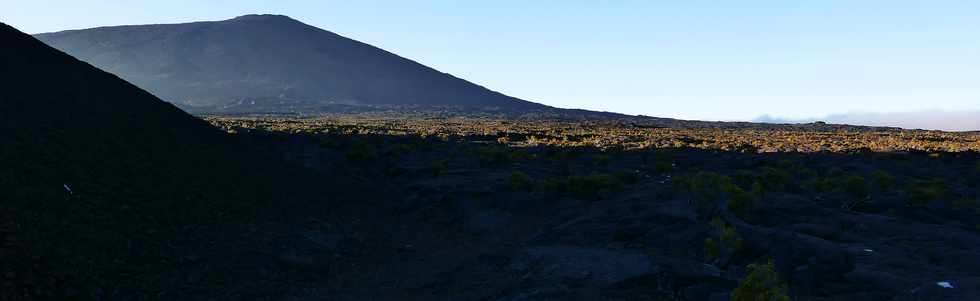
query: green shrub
841 175 870 198
614 170 641 185
386 142 415 157
509 149 531 161
826 167 845 177
568 173 622 201
716 219 744 254
705 238 720 260
654 161 674 173
472 147 511 166
679 171 734 214
751 182 767 200
906 179 950 207
537 178 566 193
650 152 675 172
344 143 377 162
731 259 791 301
871 170 894 190
727 184 760 219
680 172 759 218
805 173 870 201
509 171 533 191
428 159 449 177
705 217 743 261
594 154 612 165
953 198 979 213
759 167 793 191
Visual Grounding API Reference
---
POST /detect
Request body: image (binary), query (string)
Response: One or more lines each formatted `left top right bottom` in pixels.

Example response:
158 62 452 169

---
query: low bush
427 159 450 177
614 170 641 185
509 171 533 191
679 172 759 219
731 259 792 301
841 175 870 198
678 171 733 214
906 179 951 207
871 170 894 190
758 167 794 191
705 217 743 261
568 173 621 201
344 142 378 163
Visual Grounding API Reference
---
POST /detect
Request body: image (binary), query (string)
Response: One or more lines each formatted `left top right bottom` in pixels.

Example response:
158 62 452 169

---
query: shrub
680 172 759 218
472 147 510 166
705 238 720 260
802 177 832 193
727 184 760 219
594 154 613 165
705 217 743 261
654 161 674 173
871 170 894 190
759 167 793 191
568 173 621 201
841 175 870 198
537 178 565 193
344 143 377 163
716 219 744 254
679 171 734 214
428 159 449 177
906 179 950 207
953 198 980 213
731 259 792 301
614 170 641 185
509 171 533 191
386 142 417 156
649 152 675 172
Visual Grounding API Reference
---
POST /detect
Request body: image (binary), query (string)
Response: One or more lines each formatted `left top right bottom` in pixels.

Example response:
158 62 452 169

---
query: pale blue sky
4 1 980 122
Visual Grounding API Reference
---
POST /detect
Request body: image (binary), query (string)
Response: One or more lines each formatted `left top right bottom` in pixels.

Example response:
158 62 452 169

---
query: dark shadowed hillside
0 21 257 206
0 22 291 299
34 14 548 114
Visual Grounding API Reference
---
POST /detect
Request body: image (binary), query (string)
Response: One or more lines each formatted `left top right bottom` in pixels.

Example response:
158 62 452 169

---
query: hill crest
34 15 550 114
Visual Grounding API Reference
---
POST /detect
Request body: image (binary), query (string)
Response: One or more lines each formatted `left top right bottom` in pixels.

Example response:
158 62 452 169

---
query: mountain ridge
33 14 551 114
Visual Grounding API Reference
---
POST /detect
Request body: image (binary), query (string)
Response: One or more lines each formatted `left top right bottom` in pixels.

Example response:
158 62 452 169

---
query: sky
3 0 980 126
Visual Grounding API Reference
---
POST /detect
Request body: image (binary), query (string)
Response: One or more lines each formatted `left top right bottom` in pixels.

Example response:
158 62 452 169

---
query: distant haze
755 111 980 132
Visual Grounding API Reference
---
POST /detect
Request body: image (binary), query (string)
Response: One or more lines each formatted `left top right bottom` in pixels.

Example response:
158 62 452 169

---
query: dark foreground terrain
4 20 980 300
189 115 976 300
5 111 980 300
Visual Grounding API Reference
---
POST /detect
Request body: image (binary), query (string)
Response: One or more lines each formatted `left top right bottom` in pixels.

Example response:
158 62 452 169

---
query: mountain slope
34 14 548 114
0 22 279 298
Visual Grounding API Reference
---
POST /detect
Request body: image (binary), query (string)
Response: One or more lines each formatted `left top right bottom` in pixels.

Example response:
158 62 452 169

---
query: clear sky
4 1 980 122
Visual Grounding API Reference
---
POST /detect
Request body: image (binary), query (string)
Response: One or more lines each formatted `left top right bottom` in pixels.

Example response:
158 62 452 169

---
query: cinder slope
35 14 549 113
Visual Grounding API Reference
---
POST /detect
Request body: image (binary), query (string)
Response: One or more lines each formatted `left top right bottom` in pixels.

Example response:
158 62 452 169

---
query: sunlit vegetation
207 115 980 221
206 113 980 153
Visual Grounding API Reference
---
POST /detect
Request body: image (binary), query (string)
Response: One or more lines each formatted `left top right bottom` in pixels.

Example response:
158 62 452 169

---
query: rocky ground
6 117 978 300
175 120 979 301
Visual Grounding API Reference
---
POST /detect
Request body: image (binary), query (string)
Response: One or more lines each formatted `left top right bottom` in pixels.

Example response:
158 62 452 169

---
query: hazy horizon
754 110 980 132
5 1 979 130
